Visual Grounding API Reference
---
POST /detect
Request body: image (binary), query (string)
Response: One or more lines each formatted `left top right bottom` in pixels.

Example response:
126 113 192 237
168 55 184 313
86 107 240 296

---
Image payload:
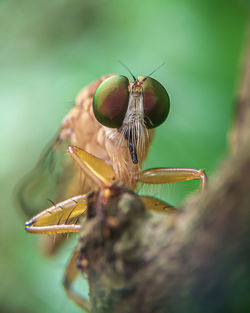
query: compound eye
93 75 129 128
141 77 170 129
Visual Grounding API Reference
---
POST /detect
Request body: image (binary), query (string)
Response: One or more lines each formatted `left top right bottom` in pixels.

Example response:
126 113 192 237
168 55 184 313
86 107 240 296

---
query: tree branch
77 30 250 313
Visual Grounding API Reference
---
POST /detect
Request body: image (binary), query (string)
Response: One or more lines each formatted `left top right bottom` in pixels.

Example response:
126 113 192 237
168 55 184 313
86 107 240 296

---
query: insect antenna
141 62 165 82
118 60 136 81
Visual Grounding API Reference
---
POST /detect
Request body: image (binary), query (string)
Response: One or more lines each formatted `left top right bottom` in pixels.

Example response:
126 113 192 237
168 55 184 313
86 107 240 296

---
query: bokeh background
0 0 249 312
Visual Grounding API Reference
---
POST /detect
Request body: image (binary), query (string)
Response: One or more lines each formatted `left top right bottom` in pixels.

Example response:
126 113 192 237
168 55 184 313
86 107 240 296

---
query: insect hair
118 60 136 81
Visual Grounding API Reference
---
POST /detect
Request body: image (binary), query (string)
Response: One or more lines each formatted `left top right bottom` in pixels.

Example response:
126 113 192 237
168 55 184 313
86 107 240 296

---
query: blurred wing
16 74 114 219
16 135 89 218
140 195 175 213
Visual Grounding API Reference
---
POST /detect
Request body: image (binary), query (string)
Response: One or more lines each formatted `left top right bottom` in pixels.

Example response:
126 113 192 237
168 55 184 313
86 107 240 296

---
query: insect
18 73 207 253
23 72 207 310
17 72 170 253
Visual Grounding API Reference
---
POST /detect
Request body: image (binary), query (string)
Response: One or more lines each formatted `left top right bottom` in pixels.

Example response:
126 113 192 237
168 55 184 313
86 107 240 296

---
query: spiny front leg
25 194 87 234
139 167 208 191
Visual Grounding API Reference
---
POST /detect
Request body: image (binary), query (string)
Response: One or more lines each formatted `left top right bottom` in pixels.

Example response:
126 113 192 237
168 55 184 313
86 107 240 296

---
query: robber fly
19 72 207 255
23 71 207 311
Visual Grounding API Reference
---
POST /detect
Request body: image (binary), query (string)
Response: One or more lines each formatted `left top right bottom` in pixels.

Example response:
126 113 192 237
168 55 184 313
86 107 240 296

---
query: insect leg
139 167 208 191
63 249 90 312
25 194 88 234
140 195 176 213
25 223 81 234
67 145 116 187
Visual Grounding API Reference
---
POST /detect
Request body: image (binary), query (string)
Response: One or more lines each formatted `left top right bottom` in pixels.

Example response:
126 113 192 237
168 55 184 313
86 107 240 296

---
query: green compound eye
93 75 129 128
140 77 170 129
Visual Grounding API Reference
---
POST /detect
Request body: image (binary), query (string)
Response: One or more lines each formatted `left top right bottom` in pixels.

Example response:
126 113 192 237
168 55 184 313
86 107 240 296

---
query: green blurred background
0 0 249 312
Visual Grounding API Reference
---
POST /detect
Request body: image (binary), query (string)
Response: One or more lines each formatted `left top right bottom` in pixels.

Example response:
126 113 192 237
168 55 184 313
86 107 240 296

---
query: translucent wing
16 135 87 218
16 74 114 218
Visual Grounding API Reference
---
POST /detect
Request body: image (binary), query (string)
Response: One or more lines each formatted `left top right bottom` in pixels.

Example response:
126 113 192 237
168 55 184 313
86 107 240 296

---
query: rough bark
77 31 250 313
